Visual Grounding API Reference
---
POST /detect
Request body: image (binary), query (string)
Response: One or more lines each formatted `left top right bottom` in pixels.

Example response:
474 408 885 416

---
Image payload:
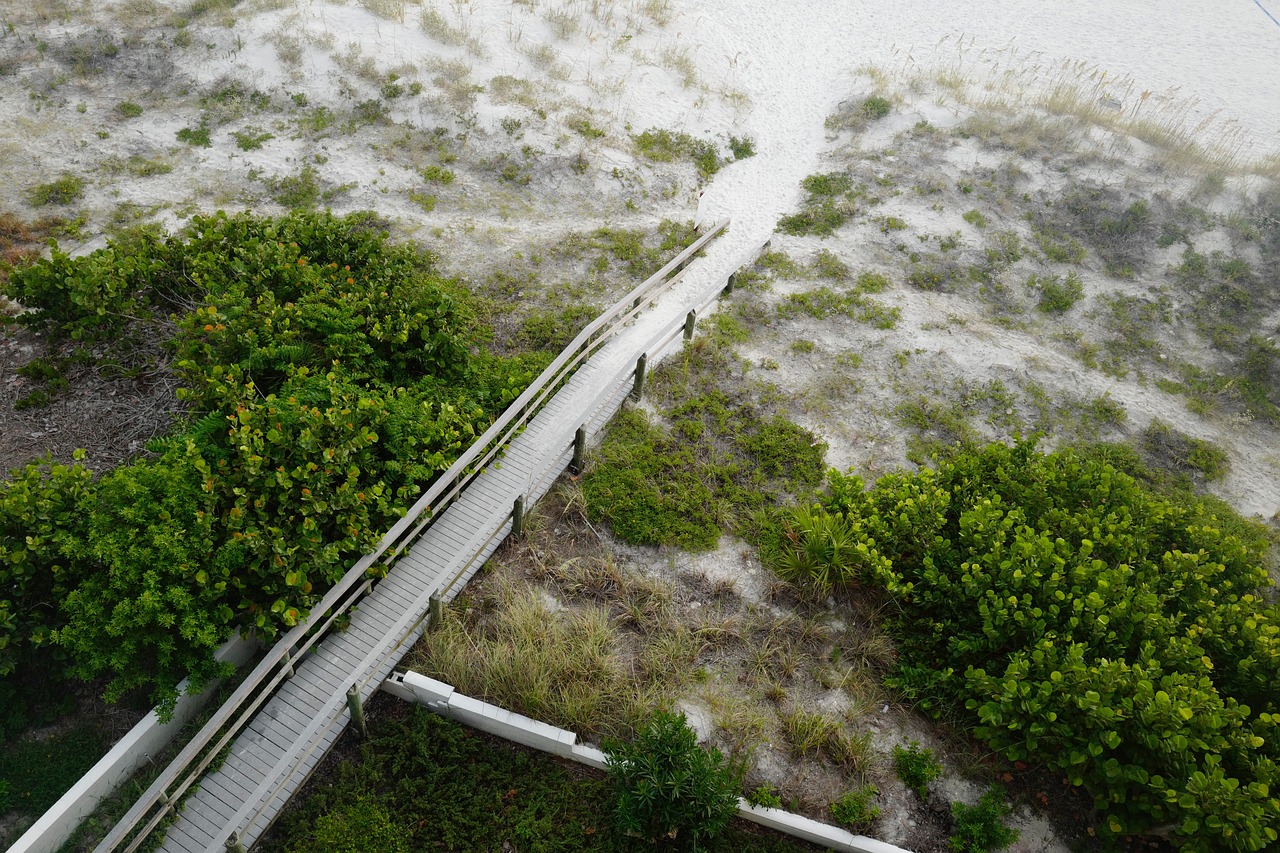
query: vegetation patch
777 172 878 237
1 211 542 712
25 174 85 207
766 439 1279 850
632 127 722 179
583 342 825 551
262 702 818 853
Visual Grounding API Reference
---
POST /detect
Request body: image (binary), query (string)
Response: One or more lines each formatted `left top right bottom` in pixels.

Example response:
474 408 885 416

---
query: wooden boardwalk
153 272 699 853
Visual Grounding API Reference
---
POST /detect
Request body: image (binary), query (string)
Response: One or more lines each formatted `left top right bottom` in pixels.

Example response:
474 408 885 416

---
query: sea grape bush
767 440 1279 850
0 454 93 679
1 211 542 712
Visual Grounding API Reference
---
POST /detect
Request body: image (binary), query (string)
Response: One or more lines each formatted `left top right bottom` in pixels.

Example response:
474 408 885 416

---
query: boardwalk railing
93 219 729 853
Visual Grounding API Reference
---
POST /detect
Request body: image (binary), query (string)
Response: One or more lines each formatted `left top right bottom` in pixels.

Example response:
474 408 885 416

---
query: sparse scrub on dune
777 171 878 237
25 174 85 206
824 94 893 134
632 127 722 179
1036 185 1155 279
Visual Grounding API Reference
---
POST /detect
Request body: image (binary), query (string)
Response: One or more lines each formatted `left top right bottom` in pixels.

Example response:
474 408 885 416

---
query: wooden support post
225 832 247 853
724 272 736 295
683 310 696 342
346 684 368 738
631 353 647 401
512 494 525 537
428 593 443 632
282 650 294 679
570 426 586 474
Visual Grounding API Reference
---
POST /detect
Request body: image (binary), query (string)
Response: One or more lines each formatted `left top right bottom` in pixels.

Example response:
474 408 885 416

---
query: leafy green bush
728 135 756 160
830 785 880 831
3 211 540 710
0 454 93 679
949 787 1019 853
746 784 783 809
232 128 274 150
858 95 892 121
604 710 743 848
769 439 1279 849
892 741 942 798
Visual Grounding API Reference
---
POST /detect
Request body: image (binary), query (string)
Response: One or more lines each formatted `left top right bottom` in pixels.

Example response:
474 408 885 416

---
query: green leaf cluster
949 787 1019 853
604 711 743 849
769 439 1279 849
1 211 540 712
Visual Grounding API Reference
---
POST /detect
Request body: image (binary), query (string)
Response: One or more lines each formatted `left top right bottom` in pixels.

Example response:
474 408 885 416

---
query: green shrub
858 95 892 120
297 797 407 853
115 101 143 118
0 454 94 680
949 787 1019 853
1029 270 1084 313
604 710 744 848
26 174 85 206
2 211 540 711
892 741 942 798
772 439 1278 849
746 784 783 809
232 127 274 150
175 124 211 146
633 127 721 178
776 172 870 237
962 209 988 229
1032 228 1086 264
830 785 880 831
729 135 756 159
419 164 455 184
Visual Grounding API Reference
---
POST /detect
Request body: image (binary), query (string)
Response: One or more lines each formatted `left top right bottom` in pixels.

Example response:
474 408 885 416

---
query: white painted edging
382 671 912 853
8 635 258 853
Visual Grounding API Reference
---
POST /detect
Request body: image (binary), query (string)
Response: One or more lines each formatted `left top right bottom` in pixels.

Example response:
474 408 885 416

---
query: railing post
512 494 525 537
683 310 696 342
570 426 586 474
428 593 443 631
282 649 294 679
631 353 648 401
225 832 247 853
723 272 736 295
346 684 368 738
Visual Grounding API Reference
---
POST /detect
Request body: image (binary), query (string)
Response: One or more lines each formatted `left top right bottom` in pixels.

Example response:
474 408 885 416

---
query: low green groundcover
262 703 820 853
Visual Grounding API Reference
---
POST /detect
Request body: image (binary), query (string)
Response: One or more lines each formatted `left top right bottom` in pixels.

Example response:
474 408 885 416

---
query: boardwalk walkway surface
130 221 760 853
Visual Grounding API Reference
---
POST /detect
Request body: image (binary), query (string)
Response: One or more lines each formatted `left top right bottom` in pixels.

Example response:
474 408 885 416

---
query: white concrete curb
382 671 913 853
8 635 257 853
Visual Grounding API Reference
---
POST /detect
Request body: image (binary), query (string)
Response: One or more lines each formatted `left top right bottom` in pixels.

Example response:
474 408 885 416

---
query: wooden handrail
93 218 728 853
